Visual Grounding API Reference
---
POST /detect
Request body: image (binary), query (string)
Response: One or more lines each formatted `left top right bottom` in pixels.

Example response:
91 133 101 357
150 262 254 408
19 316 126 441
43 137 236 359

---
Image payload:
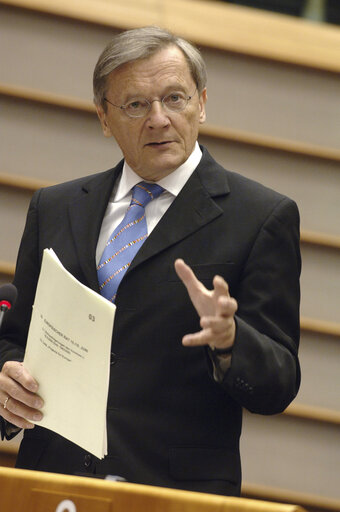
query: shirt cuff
0 416 21 441
207 348 233 383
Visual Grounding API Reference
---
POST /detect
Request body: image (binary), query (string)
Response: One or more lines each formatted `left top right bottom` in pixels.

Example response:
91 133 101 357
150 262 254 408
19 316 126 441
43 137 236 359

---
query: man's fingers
212 276 238 317
0 402 37 430
2 395 43 422
175 259 236 348
2 361 39 393
0 389 44 429
175 262 228 301
200 315 234 335
174 259 214 317
215 295 238 318
183 315 234 346
182 330 213 347
0 376 43 410
0 393 43 429
174 259 204 294
213 274 229 292
182 328 233 348
0 361 44 425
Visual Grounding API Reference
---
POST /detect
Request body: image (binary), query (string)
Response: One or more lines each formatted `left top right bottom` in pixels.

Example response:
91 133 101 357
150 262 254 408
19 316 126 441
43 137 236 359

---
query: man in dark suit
0 26 300 496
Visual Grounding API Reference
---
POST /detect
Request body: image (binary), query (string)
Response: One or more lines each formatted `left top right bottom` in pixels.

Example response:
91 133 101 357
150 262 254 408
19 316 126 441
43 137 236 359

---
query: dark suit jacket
0 147 301 496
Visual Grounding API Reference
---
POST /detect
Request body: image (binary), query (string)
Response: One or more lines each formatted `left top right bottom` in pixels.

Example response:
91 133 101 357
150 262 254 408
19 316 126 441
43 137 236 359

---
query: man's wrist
210 344 233 356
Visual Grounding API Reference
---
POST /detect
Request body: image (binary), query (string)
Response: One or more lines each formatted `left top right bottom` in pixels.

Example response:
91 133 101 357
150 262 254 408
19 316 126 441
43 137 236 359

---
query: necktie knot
131 181 164 209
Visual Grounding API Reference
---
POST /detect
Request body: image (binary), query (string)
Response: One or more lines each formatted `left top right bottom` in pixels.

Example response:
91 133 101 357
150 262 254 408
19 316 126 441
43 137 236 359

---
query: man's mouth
146 141 173 147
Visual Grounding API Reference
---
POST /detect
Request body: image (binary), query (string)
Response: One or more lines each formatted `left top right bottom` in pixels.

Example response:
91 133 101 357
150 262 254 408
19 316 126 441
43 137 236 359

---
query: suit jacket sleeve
0 191 42 440
0 191 41 369
217 196 301 414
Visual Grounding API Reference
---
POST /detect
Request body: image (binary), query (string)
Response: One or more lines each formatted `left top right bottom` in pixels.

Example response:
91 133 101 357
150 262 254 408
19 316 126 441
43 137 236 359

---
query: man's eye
168 94 182 103
128 101 142 110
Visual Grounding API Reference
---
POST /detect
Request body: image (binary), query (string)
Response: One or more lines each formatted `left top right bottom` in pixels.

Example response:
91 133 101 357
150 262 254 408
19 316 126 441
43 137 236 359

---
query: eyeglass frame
103 88 197 118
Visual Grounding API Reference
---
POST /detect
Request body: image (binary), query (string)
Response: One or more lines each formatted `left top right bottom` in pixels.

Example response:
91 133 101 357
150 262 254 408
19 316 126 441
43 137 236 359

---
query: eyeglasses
104 89 197 118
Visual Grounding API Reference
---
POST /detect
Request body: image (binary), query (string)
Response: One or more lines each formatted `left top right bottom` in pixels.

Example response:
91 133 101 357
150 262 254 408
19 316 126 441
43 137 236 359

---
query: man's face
96 46 207 181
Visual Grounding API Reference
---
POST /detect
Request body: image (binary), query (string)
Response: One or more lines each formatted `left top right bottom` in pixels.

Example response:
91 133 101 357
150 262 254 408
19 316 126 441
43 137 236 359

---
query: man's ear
95 103 113 137
198 88 207 124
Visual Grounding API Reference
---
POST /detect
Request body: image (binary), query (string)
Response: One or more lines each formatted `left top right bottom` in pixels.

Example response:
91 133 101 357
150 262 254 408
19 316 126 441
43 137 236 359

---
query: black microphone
0 283 18 331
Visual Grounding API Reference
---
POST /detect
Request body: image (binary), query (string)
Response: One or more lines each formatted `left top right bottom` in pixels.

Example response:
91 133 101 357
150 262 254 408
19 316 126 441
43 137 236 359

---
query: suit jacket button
111 352 117 365
84 454 92 468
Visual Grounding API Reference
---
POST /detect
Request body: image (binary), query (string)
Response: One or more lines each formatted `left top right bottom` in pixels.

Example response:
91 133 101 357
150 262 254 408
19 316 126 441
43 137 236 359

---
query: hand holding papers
23 249 115 459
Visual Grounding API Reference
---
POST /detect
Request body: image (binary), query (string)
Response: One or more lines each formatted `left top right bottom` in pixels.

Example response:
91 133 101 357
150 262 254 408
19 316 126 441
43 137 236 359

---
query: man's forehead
107 46 192 86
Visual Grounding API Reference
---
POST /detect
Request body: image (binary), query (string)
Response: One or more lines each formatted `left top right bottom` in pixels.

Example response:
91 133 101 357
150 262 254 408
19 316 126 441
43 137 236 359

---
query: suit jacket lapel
68 162 123 291
130 147 230 270
66 147 230 288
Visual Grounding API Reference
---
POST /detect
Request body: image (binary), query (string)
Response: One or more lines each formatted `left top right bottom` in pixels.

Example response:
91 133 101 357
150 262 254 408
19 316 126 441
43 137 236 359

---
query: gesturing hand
0 361 43 430
174 259 237 350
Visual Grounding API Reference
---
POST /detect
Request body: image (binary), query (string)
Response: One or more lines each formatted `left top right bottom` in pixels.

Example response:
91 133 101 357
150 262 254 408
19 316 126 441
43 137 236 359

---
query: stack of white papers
24 248 116 459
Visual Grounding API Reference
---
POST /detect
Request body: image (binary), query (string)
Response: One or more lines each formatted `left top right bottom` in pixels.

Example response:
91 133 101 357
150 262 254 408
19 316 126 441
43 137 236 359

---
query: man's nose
146 100 170 128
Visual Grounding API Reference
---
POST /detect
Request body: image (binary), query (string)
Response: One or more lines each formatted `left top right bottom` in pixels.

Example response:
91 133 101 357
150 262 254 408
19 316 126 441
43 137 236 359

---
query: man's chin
139 155 184 181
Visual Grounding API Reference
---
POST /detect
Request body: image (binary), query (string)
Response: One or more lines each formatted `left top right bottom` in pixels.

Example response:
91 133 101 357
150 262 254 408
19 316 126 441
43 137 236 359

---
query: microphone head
0 283 18 310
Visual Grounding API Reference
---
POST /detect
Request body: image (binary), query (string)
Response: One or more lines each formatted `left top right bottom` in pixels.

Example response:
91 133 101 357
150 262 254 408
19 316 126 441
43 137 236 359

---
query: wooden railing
0 261 15 277
1 0 340 73
0 443 338 512
1 84 340 250
300 317 340 338
285 403 340 427
1 252 339 342
242 482 340 512
1 166 340 252
1 83 340 163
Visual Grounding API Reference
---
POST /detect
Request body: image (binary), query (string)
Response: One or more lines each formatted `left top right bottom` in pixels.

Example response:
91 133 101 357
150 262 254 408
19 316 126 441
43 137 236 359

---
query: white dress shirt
96 142 202 264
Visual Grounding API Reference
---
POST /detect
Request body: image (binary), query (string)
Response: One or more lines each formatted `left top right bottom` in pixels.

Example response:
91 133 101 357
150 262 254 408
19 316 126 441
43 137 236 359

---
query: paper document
24 248 116 459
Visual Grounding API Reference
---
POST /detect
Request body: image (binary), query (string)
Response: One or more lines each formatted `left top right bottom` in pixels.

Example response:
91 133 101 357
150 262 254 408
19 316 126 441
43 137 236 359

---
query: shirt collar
113 142 202 202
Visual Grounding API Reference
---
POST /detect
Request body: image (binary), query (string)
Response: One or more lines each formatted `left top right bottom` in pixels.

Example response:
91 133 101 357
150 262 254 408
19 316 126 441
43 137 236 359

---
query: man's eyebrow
122 84 188 101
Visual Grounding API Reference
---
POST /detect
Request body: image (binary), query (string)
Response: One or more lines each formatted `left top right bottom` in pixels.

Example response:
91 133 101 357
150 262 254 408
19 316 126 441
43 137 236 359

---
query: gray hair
93 26 207 107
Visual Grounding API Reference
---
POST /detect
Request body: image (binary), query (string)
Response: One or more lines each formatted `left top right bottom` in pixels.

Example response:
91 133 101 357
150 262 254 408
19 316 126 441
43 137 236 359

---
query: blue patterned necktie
97 181 164 302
